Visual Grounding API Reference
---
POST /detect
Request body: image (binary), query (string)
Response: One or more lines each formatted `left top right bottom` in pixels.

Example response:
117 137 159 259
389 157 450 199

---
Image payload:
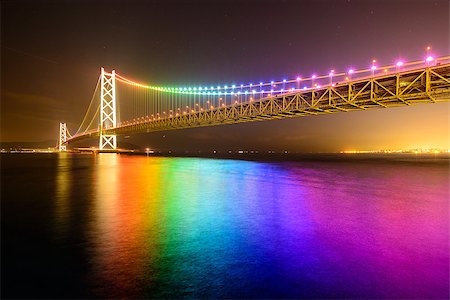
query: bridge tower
59 122 67 151
99 67 117 150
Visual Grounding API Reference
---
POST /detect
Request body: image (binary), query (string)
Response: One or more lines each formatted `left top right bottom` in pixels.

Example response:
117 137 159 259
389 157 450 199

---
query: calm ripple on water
1 153 449 299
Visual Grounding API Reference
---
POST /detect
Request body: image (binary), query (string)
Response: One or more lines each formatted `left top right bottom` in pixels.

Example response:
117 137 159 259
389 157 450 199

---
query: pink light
348 69 354 74
329 70 334 76
312 75 317 79
426 56 434 62
371 65 377 71
396 61 403 67
296 77 301 81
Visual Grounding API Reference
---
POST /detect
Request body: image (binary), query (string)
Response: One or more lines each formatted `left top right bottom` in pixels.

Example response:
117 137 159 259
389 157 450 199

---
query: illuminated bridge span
58 55 450 151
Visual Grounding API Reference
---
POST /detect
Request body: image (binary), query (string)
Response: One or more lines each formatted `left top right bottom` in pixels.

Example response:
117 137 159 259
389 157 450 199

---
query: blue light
232 85 236 88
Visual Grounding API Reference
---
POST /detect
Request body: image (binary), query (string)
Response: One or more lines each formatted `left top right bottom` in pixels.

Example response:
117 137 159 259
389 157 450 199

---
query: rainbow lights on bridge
116 52 439 95
57 48 450 151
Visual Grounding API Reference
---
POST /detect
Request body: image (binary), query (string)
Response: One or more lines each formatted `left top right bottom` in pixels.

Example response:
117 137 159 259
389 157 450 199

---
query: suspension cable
83 104 100 134
74 76 101 135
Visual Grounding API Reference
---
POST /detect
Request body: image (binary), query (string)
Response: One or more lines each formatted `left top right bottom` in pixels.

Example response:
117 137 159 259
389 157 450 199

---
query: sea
1 153 449 299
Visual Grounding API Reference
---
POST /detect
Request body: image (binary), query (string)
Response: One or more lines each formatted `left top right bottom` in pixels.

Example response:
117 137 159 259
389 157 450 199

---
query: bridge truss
62 55 450 149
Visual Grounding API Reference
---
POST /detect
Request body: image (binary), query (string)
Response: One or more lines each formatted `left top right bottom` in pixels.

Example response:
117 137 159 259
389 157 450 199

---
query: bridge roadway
67 63 450 143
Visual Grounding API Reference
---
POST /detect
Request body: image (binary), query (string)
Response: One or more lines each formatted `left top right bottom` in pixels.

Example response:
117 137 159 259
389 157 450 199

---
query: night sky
2 0 449 152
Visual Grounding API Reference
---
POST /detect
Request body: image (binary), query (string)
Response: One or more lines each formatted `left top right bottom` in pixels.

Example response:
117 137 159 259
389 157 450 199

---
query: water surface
2 153 449 298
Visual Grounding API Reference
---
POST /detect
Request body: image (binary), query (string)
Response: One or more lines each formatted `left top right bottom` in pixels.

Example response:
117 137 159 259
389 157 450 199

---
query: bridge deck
68 63 450 143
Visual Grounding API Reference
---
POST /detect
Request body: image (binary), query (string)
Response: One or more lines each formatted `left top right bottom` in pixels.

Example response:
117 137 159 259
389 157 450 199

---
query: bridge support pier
99 67 117 150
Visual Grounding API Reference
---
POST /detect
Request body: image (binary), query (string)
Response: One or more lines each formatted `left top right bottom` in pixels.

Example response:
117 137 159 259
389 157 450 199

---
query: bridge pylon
59 122 67 151
99 67 117 150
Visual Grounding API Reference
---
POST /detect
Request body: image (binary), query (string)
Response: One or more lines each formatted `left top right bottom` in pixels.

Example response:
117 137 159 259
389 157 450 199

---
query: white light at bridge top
426 56 434 62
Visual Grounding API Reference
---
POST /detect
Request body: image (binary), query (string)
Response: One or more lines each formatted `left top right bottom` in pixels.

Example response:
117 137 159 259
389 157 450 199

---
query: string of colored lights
115 53 445 96
69 50 447 133
111 52 448 126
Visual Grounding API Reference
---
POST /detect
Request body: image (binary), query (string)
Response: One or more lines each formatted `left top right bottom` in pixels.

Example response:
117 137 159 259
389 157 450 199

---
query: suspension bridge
58 54 450 151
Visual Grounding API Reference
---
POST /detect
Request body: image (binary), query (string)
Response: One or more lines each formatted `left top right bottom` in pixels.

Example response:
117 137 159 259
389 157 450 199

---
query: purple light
426 56 434 62
396 61 403 67
296 76 301 81
312 75 317 79
270 81 274 84
348 69 354 74
371 65 377 71
329 70 334 76
259 82 263 85
283 79 287 83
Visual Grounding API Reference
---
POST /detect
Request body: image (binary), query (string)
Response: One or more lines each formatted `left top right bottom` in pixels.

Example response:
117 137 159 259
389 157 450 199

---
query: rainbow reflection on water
2 153 449 298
